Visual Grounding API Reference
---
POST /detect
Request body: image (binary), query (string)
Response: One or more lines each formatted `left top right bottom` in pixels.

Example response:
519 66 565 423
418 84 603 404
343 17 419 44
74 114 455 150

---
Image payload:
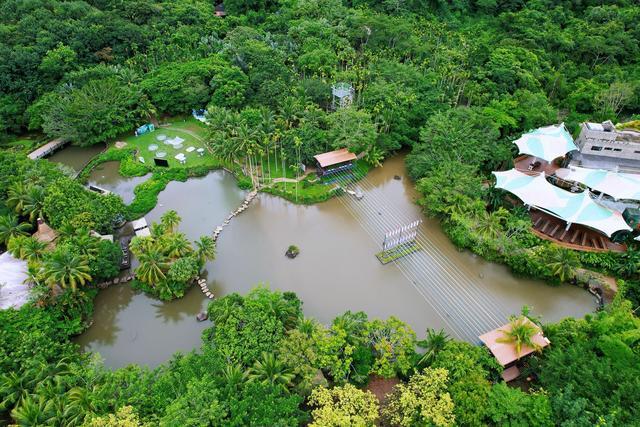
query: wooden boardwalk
28 138 67 160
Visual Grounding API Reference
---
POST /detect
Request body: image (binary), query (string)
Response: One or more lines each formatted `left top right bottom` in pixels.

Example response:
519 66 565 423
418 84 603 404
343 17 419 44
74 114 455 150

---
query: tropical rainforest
1 0 640 425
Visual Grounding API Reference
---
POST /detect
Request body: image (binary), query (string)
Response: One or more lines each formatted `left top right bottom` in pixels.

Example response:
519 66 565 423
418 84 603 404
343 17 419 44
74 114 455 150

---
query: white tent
556 166 640 201
493 169 631 237
513 124 578 162
0 252 30 309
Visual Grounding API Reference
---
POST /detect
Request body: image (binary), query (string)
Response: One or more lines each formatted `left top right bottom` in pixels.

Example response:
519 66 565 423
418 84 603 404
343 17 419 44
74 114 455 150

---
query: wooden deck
529 209 626 253
514 155 562 176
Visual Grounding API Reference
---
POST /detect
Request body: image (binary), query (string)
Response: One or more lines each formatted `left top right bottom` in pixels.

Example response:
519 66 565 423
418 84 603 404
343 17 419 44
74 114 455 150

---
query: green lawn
121 118 210 169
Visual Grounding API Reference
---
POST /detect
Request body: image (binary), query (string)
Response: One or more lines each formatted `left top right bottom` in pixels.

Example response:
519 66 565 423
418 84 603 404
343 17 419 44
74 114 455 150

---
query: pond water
47 144 105 172
73 154 596 368
87 161 151 204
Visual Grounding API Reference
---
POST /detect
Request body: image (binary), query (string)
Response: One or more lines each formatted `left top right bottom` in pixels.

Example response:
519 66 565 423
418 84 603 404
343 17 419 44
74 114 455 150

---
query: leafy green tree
486 382 553 426
431 341 500 426
206 287 302 365
383 367 455 427
367 316 416 378
308 384 379 427
327 107 377 155
86 406 146 426
40 78 142 146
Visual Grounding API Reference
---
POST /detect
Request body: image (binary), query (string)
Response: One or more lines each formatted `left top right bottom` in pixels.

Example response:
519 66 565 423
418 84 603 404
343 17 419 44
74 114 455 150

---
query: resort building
313 148 357 177
479 317 550 382
570 121 640 173
496 123 639 252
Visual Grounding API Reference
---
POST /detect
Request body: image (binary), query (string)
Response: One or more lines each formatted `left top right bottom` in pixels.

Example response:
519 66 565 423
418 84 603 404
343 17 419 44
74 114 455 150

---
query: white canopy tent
513 124 578 163
493 169 631 237
556 166 640 201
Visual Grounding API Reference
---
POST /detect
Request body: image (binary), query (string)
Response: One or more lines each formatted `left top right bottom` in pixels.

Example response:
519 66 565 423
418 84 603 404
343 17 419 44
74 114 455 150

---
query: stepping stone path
201 189 259 298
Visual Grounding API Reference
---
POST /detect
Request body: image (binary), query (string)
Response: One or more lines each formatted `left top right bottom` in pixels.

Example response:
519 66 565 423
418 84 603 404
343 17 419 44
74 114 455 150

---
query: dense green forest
1 0 640 425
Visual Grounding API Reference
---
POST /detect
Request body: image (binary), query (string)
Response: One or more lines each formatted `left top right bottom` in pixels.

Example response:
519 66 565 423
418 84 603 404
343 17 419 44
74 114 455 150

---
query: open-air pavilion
493 169 631 239
513 124 578 163
313 148 357 177
479 317 550 382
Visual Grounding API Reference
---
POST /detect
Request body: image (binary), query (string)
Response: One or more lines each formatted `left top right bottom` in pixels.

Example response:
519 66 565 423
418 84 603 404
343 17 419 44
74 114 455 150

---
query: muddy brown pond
53 148 595 368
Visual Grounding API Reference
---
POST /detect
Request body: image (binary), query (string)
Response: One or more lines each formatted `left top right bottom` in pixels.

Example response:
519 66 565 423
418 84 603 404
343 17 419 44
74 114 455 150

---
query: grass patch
375 241 422 265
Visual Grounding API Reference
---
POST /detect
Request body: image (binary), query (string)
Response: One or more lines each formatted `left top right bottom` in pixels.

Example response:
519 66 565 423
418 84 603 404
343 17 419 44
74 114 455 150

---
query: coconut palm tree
129 236 154 257
221 363 249 389
416 328 451 369
8 236 47 263
160 210 181 234
496 316 542 359
248 352 294 390
0 213 32 245
473 209 507 240
135 247 168 285
10 394 56 427
6 182 29 215
42 251 92 292
194 236 216 266
69 231 99 258
547 247 580 283
163 233 192 259
23 186 46 223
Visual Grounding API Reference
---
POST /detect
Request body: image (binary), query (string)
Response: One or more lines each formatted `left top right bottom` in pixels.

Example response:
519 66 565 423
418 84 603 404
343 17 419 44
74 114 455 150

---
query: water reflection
47 144 106 172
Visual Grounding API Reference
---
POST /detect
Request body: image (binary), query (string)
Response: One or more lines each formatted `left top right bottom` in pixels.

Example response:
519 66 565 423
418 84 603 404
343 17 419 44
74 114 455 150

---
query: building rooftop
314 148 357 168
479 317 550 367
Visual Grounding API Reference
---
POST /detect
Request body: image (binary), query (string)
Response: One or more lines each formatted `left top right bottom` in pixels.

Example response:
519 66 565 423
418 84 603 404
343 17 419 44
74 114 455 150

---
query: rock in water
196 312 208 322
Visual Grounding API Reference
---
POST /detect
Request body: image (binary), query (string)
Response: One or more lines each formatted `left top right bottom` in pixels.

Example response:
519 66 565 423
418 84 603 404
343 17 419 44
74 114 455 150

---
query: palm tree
8 236 47 263
194 236 216 265
69 232 99 258
248 352 294 390
163 233 192 259
221 363 248 389
0 213 32 245
160 210 181 234
496 316 542 359
135 247 168 285
6 182 29 215
473 209 505 240
23 186 46 222
547 247 580 283
42 251 92 292
10 394 56 427
129 236 155 257
416 328 450 369
0 372 29 413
